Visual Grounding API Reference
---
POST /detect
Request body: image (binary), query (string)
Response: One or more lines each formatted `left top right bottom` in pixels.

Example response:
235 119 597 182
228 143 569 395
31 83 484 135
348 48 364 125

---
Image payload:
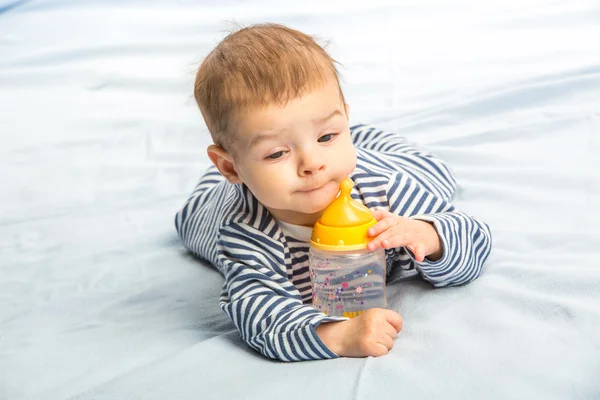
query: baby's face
230 79 357 226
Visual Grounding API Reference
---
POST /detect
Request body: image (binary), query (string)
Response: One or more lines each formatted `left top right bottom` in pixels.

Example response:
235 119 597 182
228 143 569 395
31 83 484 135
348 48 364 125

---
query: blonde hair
194 23 345 151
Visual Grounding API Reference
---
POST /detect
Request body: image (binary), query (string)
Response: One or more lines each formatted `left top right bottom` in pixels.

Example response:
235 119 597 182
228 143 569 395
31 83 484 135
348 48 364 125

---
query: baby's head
194 23 357 226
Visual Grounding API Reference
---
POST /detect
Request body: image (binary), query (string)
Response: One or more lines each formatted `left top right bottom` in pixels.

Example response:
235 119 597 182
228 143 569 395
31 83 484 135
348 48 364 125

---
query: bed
1 0 600 399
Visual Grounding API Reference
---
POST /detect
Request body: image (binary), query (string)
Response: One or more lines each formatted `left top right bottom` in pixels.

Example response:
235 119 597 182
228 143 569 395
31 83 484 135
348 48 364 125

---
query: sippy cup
309 178 387 318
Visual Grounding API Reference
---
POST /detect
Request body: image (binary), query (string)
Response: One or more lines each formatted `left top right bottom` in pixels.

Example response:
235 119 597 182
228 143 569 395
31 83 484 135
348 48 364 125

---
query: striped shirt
175 124 492 362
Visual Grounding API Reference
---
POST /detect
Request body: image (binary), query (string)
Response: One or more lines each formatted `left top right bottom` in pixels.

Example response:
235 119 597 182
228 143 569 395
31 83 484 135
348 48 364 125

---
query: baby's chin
294 193 337 215
295 203 329 216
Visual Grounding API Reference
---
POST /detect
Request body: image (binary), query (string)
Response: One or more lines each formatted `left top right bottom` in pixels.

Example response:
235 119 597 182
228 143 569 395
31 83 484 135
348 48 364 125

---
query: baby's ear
207 144 242 184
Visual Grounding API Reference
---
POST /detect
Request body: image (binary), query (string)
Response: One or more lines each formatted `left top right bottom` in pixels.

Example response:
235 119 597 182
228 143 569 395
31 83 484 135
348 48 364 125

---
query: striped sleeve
409 211 492 287
174 166 228 267
217 223 347 362
351 124 457 201
386 172 492 287
174 165 225 236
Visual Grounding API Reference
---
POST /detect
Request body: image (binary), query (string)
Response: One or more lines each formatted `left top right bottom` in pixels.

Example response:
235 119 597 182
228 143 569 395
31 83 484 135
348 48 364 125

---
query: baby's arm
175 165 226 253
315 308 403 357
218 224 404 360
217 223 348 361
350 124 456 201
383 172 492 287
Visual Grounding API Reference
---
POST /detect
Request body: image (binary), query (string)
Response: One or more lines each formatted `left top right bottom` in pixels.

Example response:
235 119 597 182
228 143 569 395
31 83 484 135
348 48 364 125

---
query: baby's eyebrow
248 109 343 149
312 109 343 126
248 131 281 149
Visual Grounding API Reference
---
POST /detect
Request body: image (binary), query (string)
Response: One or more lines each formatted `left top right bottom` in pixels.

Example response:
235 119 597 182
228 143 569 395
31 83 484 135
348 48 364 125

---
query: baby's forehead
238 108 343 137
224 79 346 151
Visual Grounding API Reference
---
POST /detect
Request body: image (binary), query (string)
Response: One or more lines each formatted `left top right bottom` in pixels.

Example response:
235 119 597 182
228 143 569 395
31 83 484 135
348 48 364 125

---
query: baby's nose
299 152 325 175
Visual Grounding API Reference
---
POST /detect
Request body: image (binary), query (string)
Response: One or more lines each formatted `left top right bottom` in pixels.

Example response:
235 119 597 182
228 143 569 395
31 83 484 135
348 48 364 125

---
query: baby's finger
366 236 384 251
384 323 398 340
407 245 425 263
368 217 394 238
377 333 394 351
371 208 384 221
414 253 424 263
375 208 395 218
373 342 390 357
406 245 425 262
380 231 412 250
367 230 395 251
415 249 425 263
371 207 396 222
384 310 403 333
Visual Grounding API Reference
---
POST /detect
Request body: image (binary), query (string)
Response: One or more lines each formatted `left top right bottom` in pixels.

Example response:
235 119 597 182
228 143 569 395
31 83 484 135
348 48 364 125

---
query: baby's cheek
338 143 357 175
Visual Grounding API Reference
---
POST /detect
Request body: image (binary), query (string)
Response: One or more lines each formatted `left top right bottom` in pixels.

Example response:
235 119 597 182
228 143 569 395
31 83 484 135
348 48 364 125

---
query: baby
175 23 492 361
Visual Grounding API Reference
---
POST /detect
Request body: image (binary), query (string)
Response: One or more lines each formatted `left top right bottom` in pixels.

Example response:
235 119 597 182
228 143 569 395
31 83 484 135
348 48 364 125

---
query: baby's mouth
300 185 323 193
299 181 329 193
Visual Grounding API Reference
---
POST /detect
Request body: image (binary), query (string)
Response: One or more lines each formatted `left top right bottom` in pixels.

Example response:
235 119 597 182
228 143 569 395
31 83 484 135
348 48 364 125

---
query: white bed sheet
1 1 600 399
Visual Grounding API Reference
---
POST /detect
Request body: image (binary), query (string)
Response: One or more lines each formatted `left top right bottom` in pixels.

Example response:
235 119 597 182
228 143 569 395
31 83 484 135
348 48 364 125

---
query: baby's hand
316 309 403 357
367 208 443 262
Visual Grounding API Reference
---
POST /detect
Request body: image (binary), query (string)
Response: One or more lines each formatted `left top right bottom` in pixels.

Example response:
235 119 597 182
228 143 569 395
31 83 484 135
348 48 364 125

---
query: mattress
1 0 599 399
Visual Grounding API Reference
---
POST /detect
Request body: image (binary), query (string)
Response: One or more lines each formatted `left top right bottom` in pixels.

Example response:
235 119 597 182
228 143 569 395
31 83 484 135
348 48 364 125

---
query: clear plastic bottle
309 247 386 317
309 178 387 318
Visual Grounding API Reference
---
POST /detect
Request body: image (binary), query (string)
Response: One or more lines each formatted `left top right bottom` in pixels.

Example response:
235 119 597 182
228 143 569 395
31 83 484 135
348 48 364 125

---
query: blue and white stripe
174 124 492 361
350 124 457 201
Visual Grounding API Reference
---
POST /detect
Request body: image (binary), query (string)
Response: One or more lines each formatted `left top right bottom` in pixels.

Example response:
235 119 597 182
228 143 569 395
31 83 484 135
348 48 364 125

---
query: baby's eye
318 133 336 143
267 151 286 160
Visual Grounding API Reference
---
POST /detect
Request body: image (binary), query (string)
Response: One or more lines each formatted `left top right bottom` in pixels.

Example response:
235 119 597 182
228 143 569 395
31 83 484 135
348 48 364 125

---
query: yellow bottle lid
310 178 376 251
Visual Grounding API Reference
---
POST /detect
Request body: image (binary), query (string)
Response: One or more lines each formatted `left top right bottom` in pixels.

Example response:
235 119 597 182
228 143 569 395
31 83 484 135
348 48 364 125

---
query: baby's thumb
384 310 403 333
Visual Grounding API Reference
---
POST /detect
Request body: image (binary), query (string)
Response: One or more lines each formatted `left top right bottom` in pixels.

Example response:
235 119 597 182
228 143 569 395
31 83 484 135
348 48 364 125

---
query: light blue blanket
1 1 600 399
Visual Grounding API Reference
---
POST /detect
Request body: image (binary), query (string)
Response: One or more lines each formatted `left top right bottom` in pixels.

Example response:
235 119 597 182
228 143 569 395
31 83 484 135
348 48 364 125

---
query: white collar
276 219 313 242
